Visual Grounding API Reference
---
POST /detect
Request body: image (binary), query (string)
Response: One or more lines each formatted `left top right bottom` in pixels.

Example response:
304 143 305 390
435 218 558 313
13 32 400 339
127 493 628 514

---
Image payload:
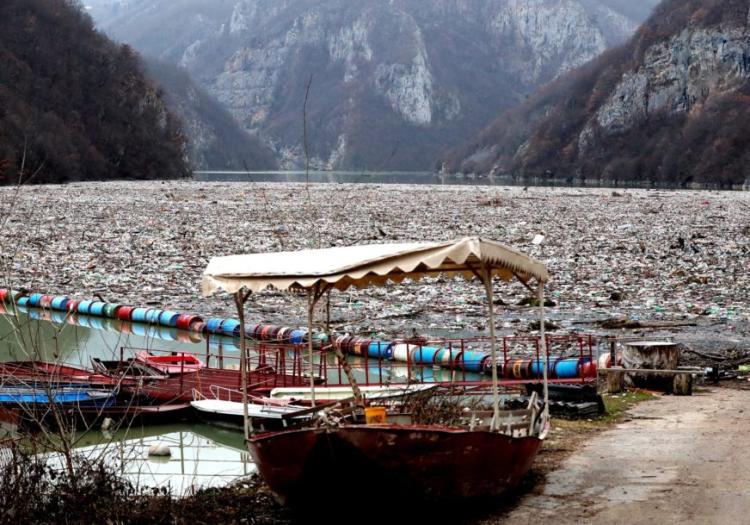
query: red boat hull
129 367 308 403
248 424 542 507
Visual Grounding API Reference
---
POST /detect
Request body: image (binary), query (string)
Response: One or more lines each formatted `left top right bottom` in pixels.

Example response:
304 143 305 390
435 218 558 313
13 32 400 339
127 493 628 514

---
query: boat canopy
202 236 548 296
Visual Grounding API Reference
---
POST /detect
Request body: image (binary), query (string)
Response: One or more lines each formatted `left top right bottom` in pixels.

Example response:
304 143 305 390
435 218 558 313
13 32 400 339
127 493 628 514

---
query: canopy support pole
482 265 501 431
537 281 549 420
307 288 317 407
234 290 253 441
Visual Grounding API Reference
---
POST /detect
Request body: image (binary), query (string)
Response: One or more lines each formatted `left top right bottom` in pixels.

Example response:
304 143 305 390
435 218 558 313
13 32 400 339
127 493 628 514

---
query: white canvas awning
202 236 548 296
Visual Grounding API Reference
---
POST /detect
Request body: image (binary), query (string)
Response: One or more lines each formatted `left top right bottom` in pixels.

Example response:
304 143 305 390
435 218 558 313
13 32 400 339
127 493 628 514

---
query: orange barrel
364 406 387 424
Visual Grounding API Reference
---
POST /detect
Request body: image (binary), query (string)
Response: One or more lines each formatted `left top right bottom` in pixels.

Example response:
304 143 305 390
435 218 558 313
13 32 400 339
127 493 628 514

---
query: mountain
90 0 658 170
142 59 278 170
443 0 750 188
0 0 189 185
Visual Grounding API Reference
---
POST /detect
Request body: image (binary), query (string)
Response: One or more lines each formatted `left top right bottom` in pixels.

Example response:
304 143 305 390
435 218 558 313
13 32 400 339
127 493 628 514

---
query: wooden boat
0 361 118 387
203 237 552 507
134 351 204 375
191 398 322 431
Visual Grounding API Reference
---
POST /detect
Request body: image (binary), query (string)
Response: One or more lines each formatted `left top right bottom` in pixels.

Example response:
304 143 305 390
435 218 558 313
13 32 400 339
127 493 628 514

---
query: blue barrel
220 319 241 337
50 296 69 310
28 293 43 307
289 330 307 345
145 309 163 324
77 300 94 315
89 302 107 316
367 341 393 359
158 310 180 327
131 307 151 323
205 318 224 334
412 346 440 365
15 297 28 308
461 351 489 373
530 359 555 378
554 358 581 379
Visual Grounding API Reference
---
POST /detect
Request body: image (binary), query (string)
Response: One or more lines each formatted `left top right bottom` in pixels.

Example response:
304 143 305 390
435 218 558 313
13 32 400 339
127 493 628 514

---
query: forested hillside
0 0 189 184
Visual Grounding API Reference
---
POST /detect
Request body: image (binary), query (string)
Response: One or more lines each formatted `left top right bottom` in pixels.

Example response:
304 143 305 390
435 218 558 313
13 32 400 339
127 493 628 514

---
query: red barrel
176 314 203 331
40 295 53 308
0 289 7 302
67 300 81 312
117 306 136 321
191 321 206 334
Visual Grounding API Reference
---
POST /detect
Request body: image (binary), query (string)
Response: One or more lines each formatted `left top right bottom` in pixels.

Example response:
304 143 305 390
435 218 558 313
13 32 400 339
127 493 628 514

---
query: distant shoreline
192 170 750 191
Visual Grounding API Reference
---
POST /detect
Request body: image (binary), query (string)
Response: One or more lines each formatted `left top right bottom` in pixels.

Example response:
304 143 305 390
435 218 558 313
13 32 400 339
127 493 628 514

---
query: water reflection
52 423 253 495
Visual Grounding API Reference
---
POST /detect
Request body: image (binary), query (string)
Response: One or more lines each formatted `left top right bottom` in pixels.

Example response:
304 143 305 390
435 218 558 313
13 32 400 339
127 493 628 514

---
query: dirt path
492 388 750 525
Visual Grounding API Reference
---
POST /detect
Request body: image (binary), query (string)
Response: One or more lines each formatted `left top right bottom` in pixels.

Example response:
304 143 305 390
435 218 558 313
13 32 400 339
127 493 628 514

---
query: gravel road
491 387 750 524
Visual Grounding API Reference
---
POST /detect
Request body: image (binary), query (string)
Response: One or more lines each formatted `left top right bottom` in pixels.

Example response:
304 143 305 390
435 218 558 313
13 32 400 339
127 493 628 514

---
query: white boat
269 383 437 402
190 398 320 431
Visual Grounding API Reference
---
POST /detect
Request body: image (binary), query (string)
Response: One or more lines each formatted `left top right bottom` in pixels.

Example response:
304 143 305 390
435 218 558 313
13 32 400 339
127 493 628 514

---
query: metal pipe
482 265 500 431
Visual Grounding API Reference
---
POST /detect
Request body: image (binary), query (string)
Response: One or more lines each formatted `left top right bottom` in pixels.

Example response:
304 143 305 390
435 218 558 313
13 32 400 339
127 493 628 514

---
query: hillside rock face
444 0 750 188
92 0 656 170
142 59 278 170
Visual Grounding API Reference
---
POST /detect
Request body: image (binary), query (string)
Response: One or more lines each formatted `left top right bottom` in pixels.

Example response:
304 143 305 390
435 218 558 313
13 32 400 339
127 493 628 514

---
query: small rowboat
0 386 116 408
191 398 323 431
134 351 204 375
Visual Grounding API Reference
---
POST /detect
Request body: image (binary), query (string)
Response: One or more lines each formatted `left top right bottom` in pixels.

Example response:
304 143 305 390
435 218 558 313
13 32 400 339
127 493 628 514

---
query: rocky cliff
92 0 657 170
443 0 750 188
143 59 278 170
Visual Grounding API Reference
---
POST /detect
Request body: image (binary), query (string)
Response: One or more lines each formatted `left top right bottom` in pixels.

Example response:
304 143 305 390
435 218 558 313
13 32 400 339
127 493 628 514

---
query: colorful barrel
221 319 241 336
205 318 224 333
312 332 329 349
392 343 419 363
117 306 135 321
412 346 441 365
483 358 504 377
290 330 307 345
158 310 180 327
145 309 162 324
28 293 43 307
89 302 107 316
191 321 206 334
530 359 555 378
130 307 151 323
351 338 369 356
367 341 393 359
77 300 94 315
435 348 459 367
554 358 581 379
276 327 291 342
581 360 597 378
66 299 80 312
0 289 7 303
102 303 121 318
176 314 202 331
39 295 54 308
50 296 69 310
456 351 487 372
